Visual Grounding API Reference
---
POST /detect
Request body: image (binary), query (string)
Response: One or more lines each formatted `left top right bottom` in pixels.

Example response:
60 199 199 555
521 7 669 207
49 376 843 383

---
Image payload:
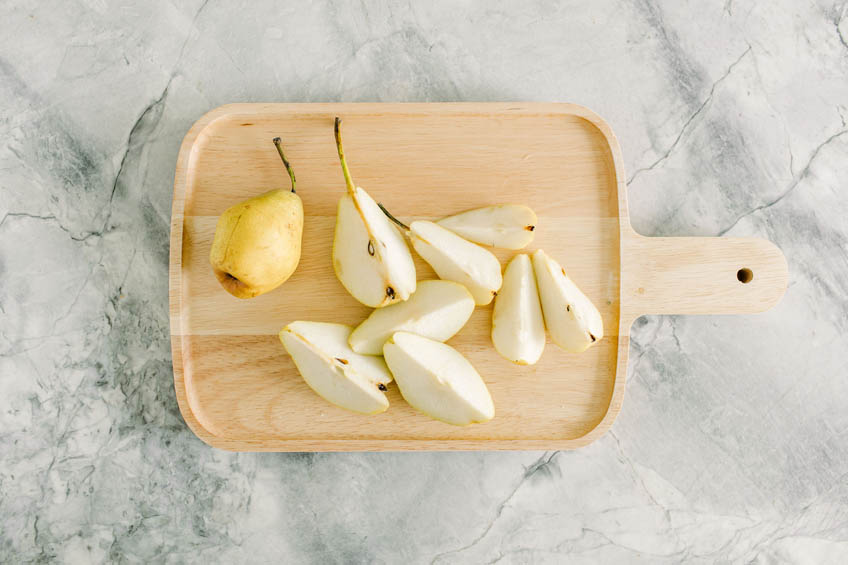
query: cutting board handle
623 232 788 318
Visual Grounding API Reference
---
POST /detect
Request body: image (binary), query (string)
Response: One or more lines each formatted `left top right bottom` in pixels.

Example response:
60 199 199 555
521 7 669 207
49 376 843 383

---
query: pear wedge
332 118 416 308
349 280 475 355
379 205 503 306
492 254 545 365
408 221 503 305
532 249 603 353
437 204 537 249
280 321 393 415
383 332 494 426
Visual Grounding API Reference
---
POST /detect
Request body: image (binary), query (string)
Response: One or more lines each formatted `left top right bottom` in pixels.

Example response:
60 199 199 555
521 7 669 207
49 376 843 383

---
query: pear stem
334 117 356 195
272 137 296 193
378 203 409 231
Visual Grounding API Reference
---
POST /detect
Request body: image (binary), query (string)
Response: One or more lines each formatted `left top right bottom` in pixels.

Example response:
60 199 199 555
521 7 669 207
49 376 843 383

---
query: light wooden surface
169 103 788 451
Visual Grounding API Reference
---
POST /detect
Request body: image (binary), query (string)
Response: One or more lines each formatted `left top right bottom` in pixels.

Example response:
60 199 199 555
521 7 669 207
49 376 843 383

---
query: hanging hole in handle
737 268 753 284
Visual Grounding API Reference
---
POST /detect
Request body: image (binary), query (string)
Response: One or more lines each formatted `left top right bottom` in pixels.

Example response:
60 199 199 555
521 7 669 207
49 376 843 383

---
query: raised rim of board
169 103 630 451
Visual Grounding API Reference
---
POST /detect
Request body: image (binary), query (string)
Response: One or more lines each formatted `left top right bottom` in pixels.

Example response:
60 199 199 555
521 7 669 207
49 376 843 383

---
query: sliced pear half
332 118 416 307
350 280 475 355
492 254 545 365
383 332 494 426
532 249 603 353
437 204 537 249
280 321 393 414
379 205 503 306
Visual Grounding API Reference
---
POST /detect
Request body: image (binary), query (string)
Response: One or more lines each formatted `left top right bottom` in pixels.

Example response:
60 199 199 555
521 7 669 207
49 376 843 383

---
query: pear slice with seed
332 118 416 307
280 321 393 414
437 204 537 249
378 205 503 306
532 249 603 353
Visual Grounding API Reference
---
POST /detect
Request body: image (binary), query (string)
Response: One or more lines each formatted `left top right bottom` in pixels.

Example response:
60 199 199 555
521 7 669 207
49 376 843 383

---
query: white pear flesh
333 186 416 308
280 321 393 415
532 249 604 353
383 332 495 426
407 220 503 305
491 254 545 365
437 204 537 249
349 280 475 355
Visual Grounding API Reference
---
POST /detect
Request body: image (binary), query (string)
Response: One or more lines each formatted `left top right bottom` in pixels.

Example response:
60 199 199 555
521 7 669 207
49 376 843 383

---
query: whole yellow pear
209 138 303 299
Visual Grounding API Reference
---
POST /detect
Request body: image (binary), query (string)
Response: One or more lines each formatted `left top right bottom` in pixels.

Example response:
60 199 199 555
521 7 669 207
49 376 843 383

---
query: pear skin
210 189 303 298
209 137 304 299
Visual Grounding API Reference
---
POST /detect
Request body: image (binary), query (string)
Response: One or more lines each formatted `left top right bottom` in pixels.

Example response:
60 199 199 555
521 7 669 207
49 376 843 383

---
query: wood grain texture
169 103 788 451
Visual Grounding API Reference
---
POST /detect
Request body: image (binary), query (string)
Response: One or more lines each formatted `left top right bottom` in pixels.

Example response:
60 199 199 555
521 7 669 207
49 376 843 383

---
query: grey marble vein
1 0 847 563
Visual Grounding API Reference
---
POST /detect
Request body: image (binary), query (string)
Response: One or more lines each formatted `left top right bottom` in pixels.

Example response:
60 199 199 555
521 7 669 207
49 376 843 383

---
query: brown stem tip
377 203 410 231
272 137 296 193
334 117 355 195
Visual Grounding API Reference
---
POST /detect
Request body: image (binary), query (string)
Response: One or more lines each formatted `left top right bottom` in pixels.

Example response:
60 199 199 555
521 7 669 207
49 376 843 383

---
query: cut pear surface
492 254 545 365
332 117 416 308
349 280 475 355
280 321 393 415
437 204 537 249
333 186 416 307
383 332 494 426
532 249 604 353
407 220 503 305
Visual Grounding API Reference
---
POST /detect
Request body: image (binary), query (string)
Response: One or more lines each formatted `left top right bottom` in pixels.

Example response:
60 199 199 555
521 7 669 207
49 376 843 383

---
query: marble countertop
2 1 847 562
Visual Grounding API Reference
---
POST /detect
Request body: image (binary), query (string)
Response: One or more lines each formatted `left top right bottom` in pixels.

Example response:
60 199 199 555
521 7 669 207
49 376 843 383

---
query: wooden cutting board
169 103 788 451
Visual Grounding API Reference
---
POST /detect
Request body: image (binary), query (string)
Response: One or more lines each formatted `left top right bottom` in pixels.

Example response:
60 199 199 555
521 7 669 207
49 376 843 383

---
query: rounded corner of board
175 396 237 451
177 104 243 155
555 103 618 140
171 368 236 451
572 404 623 449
